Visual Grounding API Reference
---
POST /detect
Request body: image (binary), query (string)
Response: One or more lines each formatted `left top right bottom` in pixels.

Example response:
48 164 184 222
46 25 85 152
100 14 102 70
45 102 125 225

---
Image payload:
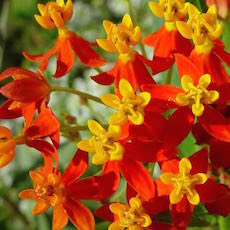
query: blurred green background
0 0 230 229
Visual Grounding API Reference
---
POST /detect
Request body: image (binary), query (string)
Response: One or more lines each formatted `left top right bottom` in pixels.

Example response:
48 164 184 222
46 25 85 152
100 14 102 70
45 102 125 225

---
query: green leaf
219 215 230 230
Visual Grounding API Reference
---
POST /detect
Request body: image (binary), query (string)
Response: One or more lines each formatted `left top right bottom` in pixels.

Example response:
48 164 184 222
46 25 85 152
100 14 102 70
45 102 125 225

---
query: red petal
0 100 22 119
126 183 137 202
22 102 36 129
217 83 230 104
0 67 39 81
160 158 180 174
25 108 60 139
91 72 114 85
189 148 208 174
213 40 230 66
119 157 155 200
163 107 194 149
124 140 177 162
69 32 106 67
210 139 230 169
62 150 88 185
197 179 229 203
192 122 212 145
199 106 230 142
171 196 194 229
94 204 115 222
64 199 95 230
23 43 57 68
54 36 74 78
175 53 201 84
148 221 175 230
99 161 120 199
0 78 49 102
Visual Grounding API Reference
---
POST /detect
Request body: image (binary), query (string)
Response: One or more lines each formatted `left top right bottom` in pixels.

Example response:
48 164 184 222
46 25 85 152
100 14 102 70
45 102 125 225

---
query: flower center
176 75 219 116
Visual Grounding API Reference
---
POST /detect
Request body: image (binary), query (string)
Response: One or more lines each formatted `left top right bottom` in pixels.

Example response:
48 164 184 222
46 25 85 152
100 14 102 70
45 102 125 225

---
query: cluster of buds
1 0 230 229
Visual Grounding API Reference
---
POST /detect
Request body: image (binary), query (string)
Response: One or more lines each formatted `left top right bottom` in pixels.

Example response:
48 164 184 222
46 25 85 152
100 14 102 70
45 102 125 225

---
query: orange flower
92 14 155 91
23 0 106 78
19 150 99 230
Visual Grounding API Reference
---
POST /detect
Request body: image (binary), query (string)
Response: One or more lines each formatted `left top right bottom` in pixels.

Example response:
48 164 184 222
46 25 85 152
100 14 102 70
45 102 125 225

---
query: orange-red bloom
142 0 193 73
23 0 106 78
19 149 117 230
92 14 155 92
0 68 50 126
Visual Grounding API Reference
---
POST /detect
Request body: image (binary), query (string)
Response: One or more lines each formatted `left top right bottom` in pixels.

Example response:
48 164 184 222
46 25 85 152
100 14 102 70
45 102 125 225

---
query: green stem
148 163 155 177
166 67 173 84
50 85 104 104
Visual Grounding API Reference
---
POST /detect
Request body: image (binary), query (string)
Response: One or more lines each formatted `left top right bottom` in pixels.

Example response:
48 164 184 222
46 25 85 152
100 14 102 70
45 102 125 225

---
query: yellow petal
49 10 65 28
109 221 123 230
109 143 124 161
103 20 115 35
192 103 204 116
29 170 46 185
149 2 164 18
119 79 134 98
170 187 184 204
176 21 193 39
198 74 211 88
109 111 127 126
192 173 208 185
92 152 109 165
188 4 200 18
181 75 194 92
108 125 121 139
32 200 50 215
176 93 190 106
207 5 217 16
208 23 222 40
142 213 152 227
130 26 141 45
160 173 177 184
0 151 15 168
115 41 131 54
186 189 200 205
129 197 142 209
179 158 192 175
63 0 73 21
96 39 117 52
122 14 133 29
88 120 105 136
139 92 151 107
109 203 127 214
37 3 46 16
34 15 55 29
77 140 95 152
101 94 121 110
206 90 219 104
128 111 144 125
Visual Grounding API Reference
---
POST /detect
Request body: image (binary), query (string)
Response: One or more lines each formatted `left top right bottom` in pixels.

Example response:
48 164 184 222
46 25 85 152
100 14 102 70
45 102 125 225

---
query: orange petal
32 200 50 215
52 204 69 230
19 189 35 199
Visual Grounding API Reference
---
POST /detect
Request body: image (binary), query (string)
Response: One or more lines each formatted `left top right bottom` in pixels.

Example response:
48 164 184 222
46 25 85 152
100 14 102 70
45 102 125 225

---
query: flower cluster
1 0 230 229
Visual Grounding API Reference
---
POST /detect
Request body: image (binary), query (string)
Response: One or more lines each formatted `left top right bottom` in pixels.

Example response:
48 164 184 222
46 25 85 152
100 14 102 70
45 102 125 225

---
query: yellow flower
77 120 124 165
96 14 141 55
176 4 222 53
35 0 73 30
101 79 151 126
149 0 189 31
109 197 152 230
176 74 219 116
160 158 208 205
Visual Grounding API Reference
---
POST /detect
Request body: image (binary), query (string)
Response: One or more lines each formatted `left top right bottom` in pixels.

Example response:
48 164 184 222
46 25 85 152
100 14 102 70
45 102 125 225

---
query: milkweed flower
0 68 50 126
101 79 151 126
158 149 230 229
19 149 117 230
23 0 106 78
176 4 230 85
143 54 230 142
142 0 193 73
77 119 155 200
92 14 155 91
